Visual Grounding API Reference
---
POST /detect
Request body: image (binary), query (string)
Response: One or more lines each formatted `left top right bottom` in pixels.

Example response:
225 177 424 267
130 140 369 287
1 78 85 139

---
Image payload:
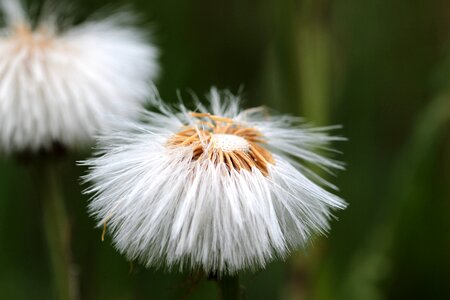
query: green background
0 0 449 299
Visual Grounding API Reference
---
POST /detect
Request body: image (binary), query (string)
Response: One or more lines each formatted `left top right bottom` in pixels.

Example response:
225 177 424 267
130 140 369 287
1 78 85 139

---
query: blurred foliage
0 0 449 299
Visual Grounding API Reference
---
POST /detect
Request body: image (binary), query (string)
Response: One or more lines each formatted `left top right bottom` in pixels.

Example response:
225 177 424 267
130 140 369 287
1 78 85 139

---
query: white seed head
83 88 347 274
0 0 159 153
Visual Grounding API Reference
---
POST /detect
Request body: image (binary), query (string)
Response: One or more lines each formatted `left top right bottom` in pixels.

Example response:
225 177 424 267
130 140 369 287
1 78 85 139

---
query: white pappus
83 88 347 275
0 0 159 153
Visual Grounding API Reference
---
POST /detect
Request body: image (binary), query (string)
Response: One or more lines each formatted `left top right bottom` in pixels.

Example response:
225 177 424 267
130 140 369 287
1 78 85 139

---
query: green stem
216 275 241 300
41 162 78 300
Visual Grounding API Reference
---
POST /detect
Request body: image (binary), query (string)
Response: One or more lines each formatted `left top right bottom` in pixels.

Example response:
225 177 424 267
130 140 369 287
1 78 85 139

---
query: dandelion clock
84 88 347 275
0 0 159 154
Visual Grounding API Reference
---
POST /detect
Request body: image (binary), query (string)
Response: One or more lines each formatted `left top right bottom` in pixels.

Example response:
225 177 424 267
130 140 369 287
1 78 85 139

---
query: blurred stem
41 162 78 300
285 0 333 299
298 0 331 125
216 275 241 300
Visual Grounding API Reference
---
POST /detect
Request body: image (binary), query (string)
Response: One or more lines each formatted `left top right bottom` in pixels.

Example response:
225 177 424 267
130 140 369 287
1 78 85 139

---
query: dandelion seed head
83 88 347 274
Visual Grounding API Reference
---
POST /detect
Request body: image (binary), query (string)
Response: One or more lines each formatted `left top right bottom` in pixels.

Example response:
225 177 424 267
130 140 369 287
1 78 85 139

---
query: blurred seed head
0 0 159 154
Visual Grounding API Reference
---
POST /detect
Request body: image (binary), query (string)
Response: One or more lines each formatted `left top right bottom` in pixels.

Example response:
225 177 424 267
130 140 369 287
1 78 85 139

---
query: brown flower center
10 24 54 48
167 112 275 176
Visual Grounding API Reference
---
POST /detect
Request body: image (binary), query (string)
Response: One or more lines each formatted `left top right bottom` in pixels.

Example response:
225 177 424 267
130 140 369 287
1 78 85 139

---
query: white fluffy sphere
83 88 347 274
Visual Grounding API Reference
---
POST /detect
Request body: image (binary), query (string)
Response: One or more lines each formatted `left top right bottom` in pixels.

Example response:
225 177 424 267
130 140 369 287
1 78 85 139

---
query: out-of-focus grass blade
334 94 450 300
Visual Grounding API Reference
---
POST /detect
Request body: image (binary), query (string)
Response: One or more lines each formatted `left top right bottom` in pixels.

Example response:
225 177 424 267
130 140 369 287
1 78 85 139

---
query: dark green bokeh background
0 0 449 299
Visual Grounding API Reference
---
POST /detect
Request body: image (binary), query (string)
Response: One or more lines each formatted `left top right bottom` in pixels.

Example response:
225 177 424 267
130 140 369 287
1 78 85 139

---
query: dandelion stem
41 162 78 300
216 275 241 300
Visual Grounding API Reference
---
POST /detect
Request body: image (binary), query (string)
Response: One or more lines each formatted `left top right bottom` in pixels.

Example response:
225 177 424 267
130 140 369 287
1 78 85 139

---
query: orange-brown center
167 112 275 176
10 23 54 48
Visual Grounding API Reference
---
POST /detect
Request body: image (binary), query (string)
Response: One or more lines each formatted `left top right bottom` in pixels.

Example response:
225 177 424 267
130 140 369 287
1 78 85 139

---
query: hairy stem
216 275 241 300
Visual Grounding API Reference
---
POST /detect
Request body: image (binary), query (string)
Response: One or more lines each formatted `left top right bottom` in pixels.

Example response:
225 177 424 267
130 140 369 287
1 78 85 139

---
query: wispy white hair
0 0 159 153
83 88 347 274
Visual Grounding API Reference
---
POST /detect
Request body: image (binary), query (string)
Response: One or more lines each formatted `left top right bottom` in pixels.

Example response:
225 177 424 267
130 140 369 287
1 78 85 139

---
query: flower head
0 0 159 153
84 88 346 274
